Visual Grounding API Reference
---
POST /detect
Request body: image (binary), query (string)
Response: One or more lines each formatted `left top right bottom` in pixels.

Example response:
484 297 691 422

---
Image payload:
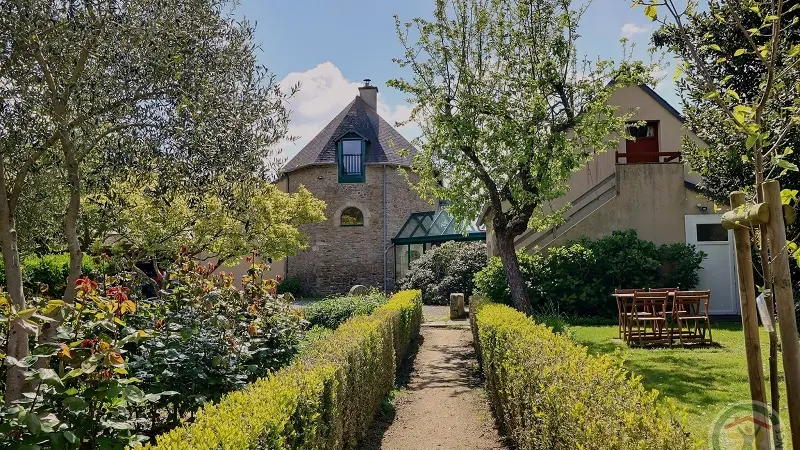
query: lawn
570 322 792 447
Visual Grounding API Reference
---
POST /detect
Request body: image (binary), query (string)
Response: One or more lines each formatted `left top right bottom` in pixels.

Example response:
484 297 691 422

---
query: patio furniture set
614 288 713 347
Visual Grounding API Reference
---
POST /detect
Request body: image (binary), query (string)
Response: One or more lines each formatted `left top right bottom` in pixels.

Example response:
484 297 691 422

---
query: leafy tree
83 180 325 270
1 0 299 401
651 0 800 204
390 0 649 313
633 0 800 445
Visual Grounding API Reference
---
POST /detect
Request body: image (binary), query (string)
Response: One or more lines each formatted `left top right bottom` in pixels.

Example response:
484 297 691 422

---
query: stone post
450 293 465 320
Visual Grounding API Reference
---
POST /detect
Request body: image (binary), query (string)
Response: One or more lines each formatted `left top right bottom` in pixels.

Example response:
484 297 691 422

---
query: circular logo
709 401 782 449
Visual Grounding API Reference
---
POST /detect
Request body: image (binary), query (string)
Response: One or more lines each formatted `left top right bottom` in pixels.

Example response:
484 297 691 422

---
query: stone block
349 285 369 295
450 293 466 320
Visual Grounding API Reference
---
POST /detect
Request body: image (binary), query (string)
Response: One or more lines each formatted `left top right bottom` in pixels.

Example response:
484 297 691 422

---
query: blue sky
235 0 678 159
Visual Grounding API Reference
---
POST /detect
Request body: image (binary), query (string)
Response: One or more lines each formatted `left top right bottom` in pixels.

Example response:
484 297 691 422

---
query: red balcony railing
615 151 682 164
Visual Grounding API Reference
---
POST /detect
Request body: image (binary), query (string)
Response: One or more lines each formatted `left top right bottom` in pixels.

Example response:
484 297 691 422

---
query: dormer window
337 133 366 183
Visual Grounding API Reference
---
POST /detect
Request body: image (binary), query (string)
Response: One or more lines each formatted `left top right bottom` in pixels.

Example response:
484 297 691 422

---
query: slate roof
282 96 417 173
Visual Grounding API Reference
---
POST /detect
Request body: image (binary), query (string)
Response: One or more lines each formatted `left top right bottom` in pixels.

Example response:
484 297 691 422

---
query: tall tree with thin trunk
631 0 800 446
647 2 800 446
1 0 295 401
390 0 649 313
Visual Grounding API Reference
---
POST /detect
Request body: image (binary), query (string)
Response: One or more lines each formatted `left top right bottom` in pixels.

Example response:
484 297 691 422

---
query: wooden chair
649 287 679 293
673 290 713 346
614 288 645 340
649 287 679 319
627 291 671 346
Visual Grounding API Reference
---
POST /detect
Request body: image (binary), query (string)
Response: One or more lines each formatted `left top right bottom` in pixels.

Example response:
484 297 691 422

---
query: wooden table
613 292 675 344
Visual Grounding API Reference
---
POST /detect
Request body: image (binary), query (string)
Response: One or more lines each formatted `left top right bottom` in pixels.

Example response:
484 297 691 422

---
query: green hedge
149 290 422 450
0 253 97 297
469 297 699 450
474 230 705 317
304 291 387 329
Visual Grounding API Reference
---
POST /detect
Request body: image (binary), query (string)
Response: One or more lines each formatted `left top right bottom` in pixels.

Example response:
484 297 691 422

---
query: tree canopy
0 0 323 401
652 0 800 204
390 0 649 312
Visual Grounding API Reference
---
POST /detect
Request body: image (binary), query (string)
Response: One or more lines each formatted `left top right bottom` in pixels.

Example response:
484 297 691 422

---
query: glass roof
392 210 486 245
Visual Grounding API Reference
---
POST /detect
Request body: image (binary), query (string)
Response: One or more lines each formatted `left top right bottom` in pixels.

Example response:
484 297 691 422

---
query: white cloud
276 61 419 161
620 23 649 39
650 64 667 91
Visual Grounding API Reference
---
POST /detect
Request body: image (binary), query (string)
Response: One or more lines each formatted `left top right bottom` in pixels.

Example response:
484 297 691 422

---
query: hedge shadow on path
356 334 424 450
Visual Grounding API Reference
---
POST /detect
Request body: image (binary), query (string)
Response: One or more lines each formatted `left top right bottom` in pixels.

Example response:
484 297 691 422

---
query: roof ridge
281 93 417 174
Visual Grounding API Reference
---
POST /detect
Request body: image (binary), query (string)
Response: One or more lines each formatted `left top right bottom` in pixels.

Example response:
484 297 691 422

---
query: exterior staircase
516 173 618 250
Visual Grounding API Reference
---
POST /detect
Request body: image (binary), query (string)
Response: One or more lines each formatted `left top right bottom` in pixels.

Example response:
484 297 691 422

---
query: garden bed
150 290 422 449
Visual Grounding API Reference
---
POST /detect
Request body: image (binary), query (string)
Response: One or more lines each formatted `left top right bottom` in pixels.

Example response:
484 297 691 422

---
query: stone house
484 84 740 315
271 81 483 296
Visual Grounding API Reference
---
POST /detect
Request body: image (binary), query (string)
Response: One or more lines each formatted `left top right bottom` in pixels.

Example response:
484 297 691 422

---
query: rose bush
0 254 306 448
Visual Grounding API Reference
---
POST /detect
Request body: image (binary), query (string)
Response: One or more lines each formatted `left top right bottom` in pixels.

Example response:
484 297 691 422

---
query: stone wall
283 164 431 296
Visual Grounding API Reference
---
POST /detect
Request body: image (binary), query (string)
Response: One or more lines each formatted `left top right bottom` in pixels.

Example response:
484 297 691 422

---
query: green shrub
149 290 422 450
277 276 302 297
400 241 487 305
473 230 706 317
296 325 334 355
532 301 568 334
0 252 97 297
469 298 699 450
304 290 387 329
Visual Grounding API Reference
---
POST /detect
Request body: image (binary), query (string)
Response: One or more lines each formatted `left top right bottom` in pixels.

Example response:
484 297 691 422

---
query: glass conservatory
393 209 486 280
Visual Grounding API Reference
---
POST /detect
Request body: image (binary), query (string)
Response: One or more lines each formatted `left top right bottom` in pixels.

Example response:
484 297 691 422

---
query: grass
570 322 792 447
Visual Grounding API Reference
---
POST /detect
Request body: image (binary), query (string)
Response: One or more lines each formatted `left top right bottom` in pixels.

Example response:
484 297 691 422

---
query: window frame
626 121 659 140
695 223 729 243
340 207 365 227
337 137 366 183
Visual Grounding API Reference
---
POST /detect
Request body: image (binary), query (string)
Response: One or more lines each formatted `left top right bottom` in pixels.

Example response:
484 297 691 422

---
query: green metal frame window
338 137 366 183
392 210 485 246
340 207 364 226
392 209 487 280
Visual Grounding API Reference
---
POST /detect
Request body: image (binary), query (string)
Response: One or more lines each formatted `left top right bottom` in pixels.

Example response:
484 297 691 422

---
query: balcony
341 153 362 175
615 151 682 164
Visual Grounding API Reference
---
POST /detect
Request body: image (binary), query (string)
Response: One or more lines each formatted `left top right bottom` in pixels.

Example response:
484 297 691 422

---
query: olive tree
0 0 300 401
390 0 649 313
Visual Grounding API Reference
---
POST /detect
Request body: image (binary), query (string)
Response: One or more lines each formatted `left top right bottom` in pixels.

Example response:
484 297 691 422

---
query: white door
685 215 739 315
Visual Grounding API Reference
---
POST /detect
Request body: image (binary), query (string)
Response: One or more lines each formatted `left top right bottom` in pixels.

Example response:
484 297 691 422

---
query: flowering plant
0 254 305 448
0 274 163 449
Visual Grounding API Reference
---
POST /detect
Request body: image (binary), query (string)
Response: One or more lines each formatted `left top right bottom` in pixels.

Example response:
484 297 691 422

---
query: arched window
340 207 364 226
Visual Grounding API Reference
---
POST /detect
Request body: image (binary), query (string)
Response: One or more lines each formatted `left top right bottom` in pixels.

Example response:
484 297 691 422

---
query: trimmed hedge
149 290 422 450
470 297 700 450
304 291 388 329
0 253 97 297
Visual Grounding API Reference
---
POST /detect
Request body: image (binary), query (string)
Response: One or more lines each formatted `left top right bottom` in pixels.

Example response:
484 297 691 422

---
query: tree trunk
62 140 83 306
495 229 531 315
35 133 83 371
0 162 29 402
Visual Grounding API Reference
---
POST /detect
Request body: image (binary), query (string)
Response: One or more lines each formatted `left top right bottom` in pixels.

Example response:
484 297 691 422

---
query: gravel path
359 328 505 450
